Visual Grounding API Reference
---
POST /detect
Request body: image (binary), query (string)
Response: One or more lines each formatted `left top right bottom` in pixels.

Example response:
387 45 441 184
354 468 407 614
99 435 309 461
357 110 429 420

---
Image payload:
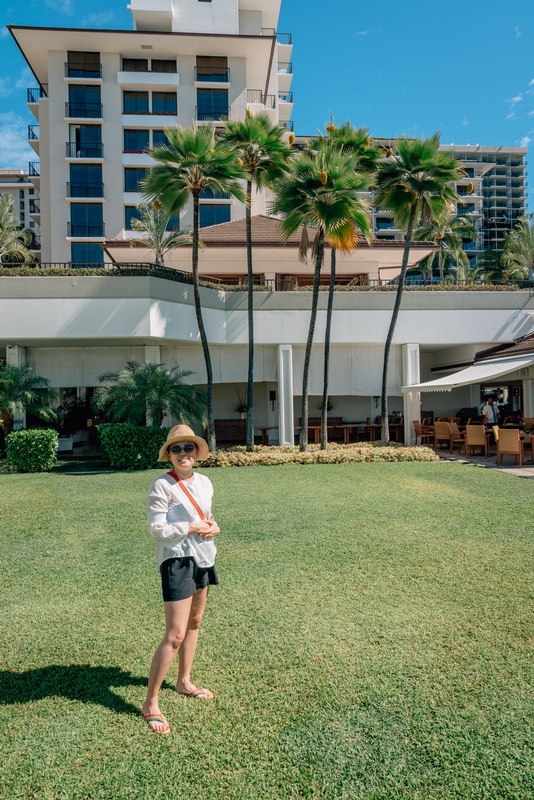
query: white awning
402 355 534 393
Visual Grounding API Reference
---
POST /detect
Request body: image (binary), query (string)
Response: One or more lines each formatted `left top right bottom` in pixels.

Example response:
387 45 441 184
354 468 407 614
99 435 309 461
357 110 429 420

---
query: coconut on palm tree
308 124 380 448
413 213 476 283
0 195 35 265
501 215 534 282
0 363 57 438
92 362 206 427
221 112 292 451
142 124 247 450
374 133 463 445
272 147 373 452
129 202 193 267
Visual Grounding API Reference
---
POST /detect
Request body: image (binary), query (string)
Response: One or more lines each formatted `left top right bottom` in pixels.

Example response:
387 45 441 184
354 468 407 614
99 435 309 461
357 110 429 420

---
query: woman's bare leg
176 587 213 698
141 597 193 731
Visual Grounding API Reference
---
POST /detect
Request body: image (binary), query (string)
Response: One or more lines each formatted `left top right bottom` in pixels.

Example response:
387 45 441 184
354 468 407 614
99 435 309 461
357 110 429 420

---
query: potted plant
235 389 248 419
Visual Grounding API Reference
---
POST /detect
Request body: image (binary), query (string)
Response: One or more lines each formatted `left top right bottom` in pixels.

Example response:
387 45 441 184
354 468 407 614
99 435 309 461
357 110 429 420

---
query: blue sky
1 0 533 207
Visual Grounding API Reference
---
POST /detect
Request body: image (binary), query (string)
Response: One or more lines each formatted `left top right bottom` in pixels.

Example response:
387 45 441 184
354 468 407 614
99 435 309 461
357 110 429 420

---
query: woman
141 424 220 734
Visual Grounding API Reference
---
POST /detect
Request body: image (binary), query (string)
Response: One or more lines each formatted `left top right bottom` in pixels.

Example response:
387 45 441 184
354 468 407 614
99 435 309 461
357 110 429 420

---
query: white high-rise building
9 0 293 264
0 169 41 257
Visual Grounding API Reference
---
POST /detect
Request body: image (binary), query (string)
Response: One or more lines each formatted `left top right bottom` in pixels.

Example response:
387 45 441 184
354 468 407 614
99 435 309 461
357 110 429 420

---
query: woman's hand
199 519 220 540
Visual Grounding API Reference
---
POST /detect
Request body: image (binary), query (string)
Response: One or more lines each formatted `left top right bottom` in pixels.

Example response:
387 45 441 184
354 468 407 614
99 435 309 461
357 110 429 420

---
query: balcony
27 84 48 120
67 182 105 198
117 70 179 88
66 142 104 159
376 219 395 230
28 125 39 140
194 66 230 85
65 62 102 79
29 200 40 214
195 106 230 122
28 162 40 177
29 236 41 251
65 102 103 119
67 222 105 238
277 63 293 93
246 90 276 115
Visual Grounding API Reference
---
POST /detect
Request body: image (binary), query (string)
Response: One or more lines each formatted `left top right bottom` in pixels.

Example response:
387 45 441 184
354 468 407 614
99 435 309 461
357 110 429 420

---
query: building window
123 129 150 153
123 91 149 114
122 58 148 72
67 84 102 118
152 130 169 147
69 163 103 197
68 124 102 158
19 189 24 198
29 188 34 195
20 213 25 221
19 201 25 210
151 59 177 73
196 88 229 121
125 206 142 229
29 221 35 228
152 92 177 115
71 242 104 265
69 203 104 237
166 214 180 231
200 186 230 199
200 204 231 228
196 56 229 82
124 167 149 192
66 51 101 79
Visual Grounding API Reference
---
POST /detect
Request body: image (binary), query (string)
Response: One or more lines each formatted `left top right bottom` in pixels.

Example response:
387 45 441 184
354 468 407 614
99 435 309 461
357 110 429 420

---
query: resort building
0 168 41 256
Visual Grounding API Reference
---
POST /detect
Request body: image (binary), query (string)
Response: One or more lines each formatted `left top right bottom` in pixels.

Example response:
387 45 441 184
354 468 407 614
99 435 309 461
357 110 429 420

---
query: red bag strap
166 471 205 520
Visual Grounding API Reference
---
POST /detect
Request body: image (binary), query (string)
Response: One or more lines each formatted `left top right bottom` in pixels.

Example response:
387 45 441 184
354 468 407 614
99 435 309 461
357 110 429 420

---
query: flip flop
178 686 214 699
141 712 171 733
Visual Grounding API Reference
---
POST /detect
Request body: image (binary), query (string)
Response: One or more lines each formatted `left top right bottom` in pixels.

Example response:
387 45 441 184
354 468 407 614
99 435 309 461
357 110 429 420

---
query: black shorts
160 556 219 602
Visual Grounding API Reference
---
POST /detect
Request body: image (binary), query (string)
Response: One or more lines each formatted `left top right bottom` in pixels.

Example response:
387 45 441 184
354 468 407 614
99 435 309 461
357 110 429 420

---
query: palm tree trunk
245 179 254 452
320 247 336 450
380 204 417 445
299 230 324 452
192 193 216 452
438 244 444 283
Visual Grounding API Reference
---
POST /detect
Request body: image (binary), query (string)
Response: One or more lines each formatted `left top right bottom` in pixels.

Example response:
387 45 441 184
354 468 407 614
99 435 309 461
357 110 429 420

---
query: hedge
98 423 169 470
202 443 440 467
6 428 59 472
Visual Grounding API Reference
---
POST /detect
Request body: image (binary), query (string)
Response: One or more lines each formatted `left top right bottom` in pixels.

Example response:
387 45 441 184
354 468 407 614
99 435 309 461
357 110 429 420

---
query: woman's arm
147 480 211 543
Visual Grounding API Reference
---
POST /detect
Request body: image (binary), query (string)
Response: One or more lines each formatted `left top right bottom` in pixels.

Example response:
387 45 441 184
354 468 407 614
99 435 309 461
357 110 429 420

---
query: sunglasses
169 444 196 455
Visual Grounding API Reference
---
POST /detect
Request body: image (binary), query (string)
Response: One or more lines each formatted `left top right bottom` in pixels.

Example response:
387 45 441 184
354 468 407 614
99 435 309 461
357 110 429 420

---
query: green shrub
6 428 58 472
98 423 169 470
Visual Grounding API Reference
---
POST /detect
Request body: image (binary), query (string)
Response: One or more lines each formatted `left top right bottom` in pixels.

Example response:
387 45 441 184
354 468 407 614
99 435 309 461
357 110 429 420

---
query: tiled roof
475 332 534 362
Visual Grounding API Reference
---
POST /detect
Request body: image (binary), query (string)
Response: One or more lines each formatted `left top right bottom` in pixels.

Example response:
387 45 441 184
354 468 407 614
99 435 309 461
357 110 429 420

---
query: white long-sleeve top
147 471 217 570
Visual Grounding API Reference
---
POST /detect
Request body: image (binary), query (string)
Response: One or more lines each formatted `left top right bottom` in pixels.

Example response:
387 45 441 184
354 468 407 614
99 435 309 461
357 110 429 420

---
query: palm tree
0 363 57 437
413 213 476 283
221 112 292 451
129 202 192 267
0 195 35 265
142 124 247 451
375 133 463 445
308 125 380 449
272 148 373 452
501 215 534 282
92 362 206 427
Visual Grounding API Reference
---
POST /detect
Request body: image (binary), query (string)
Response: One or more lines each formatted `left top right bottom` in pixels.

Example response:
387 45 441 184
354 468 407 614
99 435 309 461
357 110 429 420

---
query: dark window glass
200 186 230 199
125 167 148 191
152 129 169 146
19 201 25 210
166 214 180 230
71 203 103 224
69 163 103 196
122 58 148 72
68 124 102 157
71 242 104 265
29 188 34 195
19 189 24 198
20 212 25 221
151 59 176 73
67 51 100 78
67 84 101 118
123 91 149 114
199 204 231 228
152 92 177 115
123 129 150 152
196 55 228 81
196 88 228 121
125 206 142 229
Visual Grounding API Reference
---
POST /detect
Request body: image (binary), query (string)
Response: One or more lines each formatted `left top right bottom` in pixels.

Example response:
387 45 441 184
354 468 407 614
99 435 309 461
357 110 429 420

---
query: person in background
482 396 499 427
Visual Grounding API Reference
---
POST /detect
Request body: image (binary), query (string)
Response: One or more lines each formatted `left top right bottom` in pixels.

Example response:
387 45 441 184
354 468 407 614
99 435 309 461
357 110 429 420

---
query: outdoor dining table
365 423 405 442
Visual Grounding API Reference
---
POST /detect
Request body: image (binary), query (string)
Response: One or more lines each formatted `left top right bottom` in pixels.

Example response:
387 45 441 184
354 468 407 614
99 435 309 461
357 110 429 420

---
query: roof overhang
402 355 534 393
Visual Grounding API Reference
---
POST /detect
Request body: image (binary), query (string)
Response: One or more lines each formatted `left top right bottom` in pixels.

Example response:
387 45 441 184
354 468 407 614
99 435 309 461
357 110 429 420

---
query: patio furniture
434 421 452 450
495 428 524 466
523 417 534 433
257 426 278 445
449 421 465 453
464 424 489 458
413 420 434 446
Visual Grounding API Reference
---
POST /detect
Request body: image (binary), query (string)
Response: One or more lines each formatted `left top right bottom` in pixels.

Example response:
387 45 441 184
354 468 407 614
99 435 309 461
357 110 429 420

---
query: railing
277 62 293 74
195 106 230 121
67 182 104 198
261 27 276 36
278 92 293 103
29 237 41 250
246 90 276 108
123 106 177 116
194 66 230 82
65 62 102 79
29 200 40 214
275 32 292 45
27 85 48 103
65 102 103 119
28 125 39 140
283 120 294 132
376 220 394 230
66 142 104 158
28 162 40 177
67 222 105 237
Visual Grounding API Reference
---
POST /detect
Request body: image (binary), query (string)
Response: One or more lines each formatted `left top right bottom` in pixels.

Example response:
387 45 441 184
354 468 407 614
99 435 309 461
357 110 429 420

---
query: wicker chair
413 420 434 446
496 428 524 466
434 421 452 450
449 421 465 453
464 425 489 458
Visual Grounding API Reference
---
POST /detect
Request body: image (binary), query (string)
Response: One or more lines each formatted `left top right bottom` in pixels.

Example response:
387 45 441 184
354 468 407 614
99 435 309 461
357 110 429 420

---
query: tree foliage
0 363 57 436
501 215 534 281
0 194 35 264
129 202 192 266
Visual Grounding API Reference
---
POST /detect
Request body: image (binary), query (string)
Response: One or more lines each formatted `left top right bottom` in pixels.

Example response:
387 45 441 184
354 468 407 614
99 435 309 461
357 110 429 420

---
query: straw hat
158 424 210 463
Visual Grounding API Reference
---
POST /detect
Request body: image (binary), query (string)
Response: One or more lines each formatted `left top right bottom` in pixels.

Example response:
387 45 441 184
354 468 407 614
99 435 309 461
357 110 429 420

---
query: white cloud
0 77 11 98
354 30 369 36
80 12 115 27
505 112 516 120
0 27 9 39
15 67 33 91
43 0 73 13
514 26 522 37
528 110 534 116
530 79 534 85
0 113 36 170
508 94 522 106
462 117 469 126
520 136 531 147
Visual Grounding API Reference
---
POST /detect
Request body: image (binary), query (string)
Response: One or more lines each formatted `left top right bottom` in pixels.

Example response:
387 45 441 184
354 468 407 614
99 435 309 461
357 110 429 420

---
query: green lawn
0 463 533 800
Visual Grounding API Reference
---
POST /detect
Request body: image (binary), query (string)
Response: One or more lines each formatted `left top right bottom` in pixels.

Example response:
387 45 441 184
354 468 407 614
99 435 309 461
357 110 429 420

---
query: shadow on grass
0 665 148 716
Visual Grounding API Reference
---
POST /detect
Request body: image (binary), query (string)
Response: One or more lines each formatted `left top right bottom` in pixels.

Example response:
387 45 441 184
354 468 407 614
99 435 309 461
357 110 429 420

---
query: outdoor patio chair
523 417 534 433
421 417 432 428
436 417 449 422
434 421 452 450
464 424 489 458
449 422 465 453
413 420 434 447
495 428 524 466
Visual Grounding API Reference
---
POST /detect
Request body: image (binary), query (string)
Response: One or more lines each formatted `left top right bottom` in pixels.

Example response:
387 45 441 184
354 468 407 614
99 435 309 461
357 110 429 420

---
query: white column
402 343 420 445
523 379 534 417
267 381 279 444
6 345 26 429
277 345 294 446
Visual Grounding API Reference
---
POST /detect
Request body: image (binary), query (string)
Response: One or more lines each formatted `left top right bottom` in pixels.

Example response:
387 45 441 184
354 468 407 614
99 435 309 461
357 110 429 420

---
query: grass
0 462 533 800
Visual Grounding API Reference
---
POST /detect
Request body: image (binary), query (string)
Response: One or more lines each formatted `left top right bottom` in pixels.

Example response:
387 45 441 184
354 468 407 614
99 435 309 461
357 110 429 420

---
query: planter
57 437 73 452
